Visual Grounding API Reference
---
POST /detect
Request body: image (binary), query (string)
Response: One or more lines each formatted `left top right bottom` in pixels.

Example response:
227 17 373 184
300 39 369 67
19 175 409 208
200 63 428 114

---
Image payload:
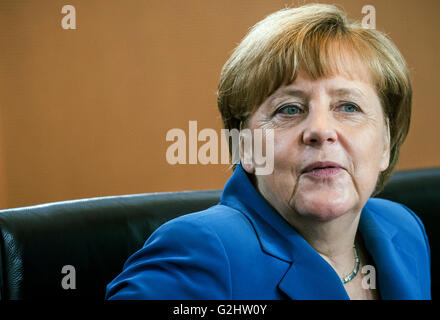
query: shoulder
105 204 256 299
150 204 255 242
364 198 431 298
364 198 430 271
365 198 427 239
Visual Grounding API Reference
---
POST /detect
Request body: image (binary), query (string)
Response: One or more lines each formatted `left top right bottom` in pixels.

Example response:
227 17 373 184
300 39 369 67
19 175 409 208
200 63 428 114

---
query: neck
249 171 363 280
285 210 361 280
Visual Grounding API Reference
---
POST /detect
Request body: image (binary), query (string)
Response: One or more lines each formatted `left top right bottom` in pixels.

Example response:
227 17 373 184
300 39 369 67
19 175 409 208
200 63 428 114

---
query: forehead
271 70 375 101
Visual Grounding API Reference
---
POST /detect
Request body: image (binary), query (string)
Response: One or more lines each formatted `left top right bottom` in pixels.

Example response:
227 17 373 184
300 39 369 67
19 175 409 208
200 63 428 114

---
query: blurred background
0 0 439 209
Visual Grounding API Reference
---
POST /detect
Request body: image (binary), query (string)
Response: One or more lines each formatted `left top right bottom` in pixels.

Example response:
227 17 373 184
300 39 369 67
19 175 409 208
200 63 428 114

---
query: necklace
341 245 360 284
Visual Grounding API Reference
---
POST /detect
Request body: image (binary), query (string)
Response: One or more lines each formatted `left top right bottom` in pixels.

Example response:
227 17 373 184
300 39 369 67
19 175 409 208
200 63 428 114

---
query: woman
106 4 431 300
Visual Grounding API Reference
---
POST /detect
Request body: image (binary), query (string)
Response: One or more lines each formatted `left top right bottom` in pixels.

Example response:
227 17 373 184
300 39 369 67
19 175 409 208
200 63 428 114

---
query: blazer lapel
277 235 350 300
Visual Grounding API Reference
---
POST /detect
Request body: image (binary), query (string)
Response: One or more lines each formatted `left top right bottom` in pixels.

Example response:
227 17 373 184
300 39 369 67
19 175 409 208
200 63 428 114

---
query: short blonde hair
217 3 412 194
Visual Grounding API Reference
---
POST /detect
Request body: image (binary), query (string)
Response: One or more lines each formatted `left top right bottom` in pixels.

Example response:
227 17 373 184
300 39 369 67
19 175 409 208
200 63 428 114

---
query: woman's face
243 69 390 222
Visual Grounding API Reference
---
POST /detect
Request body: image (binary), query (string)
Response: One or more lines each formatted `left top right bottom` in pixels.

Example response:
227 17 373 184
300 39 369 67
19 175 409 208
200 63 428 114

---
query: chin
293 193 358 222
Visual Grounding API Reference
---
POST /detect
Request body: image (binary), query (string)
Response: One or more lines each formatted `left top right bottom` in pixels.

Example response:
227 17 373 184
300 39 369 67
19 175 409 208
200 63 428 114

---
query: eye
276 104 302 115
340 103 361 113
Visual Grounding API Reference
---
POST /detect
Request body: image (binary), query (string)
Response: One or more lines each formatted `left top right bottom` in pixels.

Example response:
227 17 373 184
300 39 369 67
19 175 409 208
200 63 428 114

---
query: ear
241 161 255 174
239 129 255 174
379 118 391 172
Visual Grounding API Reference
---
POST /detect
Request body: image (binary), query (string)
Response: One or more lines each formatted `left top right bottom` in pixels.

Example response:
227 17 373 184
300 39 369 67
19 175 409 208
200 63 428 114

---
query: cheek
272 129 301 166
349 126 386 194
255 171 298 215
257 130 302 203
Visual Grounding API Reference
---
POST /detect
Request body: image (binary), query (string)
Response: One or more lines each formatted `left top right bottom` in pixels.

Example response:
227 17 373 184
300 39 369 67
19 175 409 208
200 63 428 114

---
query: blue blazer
105 164 431 300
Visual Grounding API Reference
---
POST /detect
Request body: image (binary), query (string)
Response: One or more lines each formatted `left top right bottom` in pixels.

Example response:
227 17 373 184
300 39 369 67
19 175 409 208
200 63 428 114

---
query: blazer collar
221 164 419 299
220 163 299 262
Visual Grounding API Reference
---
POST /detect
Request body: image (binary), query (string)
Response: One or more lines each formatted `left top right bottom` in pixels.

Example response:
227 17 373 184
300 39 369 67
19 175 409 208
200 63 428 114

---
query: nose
302 109 337 146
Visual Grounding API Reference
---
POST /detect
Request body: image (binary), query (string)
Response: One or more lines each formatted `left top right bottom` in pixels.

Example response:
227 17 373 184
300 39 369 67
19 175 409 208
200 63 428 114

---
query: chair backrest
0 190 221 299
375 167 440 299
0 168 438 299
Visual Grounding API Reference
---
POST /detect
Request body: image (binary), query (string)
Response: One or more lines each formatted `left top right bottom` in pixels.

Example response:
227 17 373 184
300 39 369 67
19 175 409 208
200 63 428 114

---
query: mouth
301 161 345 178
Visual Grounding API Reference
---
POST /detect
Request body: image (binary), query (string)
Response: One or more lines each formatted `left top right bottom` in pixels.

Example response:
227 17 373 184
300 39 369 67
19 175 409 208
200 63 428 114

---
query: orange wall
0 0 439 209
0 111 5 207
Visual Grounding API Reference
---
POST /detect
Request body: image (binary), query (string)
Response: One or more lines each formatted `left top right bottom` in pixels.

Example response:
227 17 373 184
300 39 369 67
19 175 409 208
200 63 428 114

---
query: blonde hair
217 3 412 194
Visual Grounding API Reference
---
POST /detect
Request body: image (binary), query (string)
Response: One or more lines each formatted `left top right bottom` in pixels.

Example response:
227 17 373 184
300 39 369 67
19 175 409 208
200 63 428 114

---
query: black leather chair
0 168 438 300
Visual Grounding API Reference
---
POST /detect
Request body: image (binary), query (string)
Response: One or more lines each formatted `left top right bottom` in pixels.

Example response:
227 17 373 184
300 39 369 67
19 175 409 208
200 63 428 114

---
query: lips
301 161 345 178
